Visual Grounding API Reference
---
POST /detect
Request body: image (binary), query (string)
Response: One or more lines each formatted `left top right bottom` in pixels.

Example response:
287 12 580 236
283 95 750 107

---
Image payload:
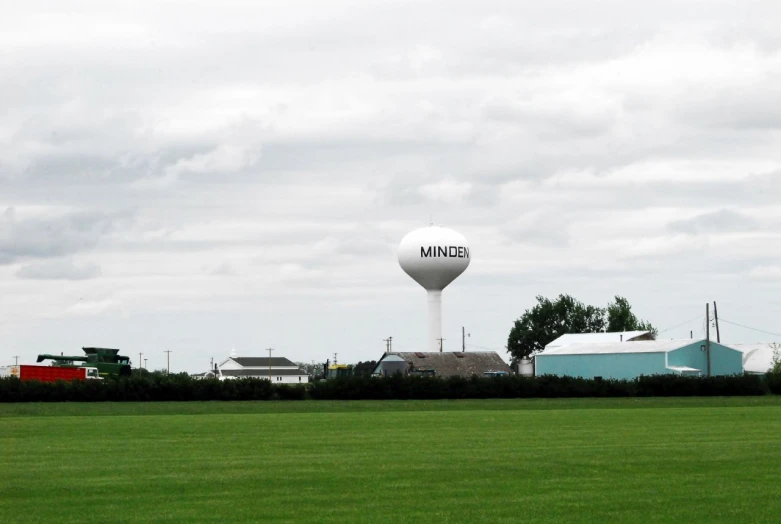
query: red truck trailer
0 364 101 382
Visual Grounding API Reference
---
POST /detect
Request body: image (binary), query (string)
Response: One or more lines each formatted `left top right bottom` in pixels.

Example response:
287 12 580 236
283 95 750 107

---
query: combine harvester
36 347 132 377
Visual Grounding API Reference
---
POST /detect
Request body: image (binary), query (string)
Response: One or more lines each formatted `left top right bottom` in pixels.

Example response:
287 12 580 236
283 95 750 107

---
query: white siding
223 374 309 384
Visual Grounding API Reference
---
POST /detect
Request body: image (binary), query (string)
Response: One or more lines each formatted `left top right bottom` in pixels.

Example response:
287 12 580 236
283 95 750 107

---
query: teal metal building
534 339 744 380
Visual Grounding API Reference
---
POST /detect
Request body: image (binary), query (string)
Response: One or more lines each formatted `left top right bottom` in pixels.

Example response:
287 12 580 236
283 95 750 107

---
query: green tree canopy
606 296 658 336
506 294 656 364
352 361 378 376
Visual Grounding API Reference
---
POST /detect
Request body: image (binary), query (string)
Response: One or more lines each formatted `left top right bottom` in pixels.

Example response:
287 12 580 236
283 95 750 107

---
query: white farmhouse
195 355 309 383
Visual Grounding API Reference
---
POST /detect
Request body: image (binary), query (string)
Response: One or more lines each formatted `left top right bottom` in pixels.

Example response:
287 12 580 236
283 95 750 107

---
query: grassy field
2 397 780 523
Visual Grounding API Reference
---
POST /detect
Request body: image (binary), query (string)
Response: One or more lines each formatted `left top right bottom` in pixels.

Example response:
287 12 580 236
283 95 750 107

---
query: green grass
2 398 781 523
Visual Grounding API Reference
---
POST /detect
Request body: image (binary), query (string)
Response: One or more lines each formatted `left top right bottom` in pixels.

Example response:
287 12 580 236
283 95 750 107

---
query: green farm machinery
37 347 132 377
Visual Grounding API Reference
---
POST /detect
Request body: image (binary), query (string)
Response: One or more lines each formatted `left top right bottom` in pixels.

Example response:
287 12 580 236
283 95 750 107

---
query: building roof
545 331 653 349
228 357 299 368
667 365 701 373
538 339 701 356
377 351 512 378
724 343 780 374
220 368 308 377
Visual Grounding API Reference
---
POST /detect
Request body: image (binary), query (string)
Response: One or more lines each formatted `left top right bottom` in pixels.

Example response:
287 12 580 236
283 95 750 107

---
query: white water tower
398 225 471 352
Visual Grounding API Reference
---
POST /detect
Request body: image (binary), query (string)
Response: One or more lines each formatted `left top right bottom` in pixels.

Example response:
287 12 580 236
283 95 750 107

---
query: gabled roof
220 368 308 377
545 331 653 349
724 343 780 374
228 357 299 368
377 351 512 378
539 339 697 356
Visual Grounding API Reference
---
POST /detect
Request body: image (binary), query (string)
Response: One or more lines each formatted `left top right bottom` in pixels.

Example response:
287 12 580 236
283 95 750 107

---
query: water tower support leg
427 290 442 352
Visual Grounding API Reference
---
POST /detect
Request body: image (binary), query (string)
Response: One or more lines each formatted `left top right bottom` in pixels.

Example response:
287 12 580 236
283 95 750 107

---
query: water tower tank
398 225 470 352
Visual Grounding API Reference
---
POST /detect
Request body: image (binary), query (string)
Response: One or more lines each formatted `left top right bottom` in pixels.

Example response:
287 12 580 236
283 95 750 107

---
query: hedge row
308 373 771 400
0 372 777 402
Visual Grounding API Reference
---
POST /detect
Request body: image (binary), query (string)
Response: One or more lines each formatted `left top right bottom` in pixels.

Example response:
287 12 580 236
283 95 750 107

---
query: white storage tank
517 358 534 377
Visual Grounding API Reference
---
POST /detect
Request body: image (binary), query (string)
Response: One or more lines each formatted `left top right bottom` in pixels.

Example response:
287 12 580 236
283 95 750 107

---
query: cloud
0 206 133 264
62 298 121 317
132 143 262 189
417 178 473 204
208 262 238 276
16 258 101 280
668 209 760 235
748 266 781 280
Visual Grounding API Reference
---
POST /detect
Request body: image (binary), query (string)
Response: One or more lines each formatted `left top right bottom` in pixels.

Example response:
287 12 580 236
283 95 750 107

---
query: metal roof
538 339 699 356
724 343 780 374
545 331 652 349
229 357 299 368
376 351 512 378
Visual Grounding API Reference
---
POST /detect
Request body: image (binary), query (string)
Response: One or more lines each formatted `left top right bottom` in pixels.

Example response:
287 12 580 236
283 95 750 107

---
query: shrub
766 345 781 395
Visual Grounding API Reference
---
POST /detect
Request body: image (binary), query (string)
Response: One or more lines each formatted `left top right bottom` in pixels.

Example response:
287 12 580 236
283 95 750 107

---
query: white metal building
725 343 780 374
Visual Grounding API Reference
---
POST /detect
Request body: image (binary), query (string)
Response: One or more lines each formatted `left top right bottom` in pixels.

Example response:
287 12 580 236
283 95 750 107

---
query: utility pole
706 303 711 377
461 327 470 352
383 337 393 352
437 338 445 352
138 352 143 370
13 356 19 366
267 348 274 382
164 350 172 374
144 358 148 369
713 301 721 343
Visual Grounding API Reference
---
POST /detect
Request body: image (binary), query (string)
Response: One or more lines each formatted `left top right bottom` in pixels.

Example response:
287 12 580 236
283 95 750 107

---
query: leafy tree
506 294 606 363
765 344 781 394
506 294 657 364
606 296 659 337
769 344 781 375
295 361 323 379
352 361 378 376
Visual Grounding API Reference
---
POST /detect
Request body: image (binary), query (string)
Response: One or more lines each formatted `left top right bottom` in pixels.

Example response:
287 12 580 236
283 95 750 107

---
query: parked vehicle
0 364 102 382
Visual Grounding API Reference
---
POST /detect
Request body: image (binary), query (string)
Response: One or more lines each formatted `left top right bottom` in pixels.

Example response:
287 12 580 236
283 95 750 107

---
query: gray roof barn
373 351 513 378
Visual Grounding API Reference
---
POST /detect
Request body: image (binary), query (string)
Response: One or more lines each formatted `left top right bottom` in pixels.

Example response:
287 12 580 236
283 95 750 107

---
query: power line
466 343 503 352
719 318 781 338
658 315 704 334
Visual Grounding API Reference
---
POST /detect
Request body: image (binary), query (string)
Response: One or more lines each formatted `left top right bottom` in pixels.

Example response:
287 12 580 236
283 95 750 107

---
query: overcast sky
2 0 780 373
